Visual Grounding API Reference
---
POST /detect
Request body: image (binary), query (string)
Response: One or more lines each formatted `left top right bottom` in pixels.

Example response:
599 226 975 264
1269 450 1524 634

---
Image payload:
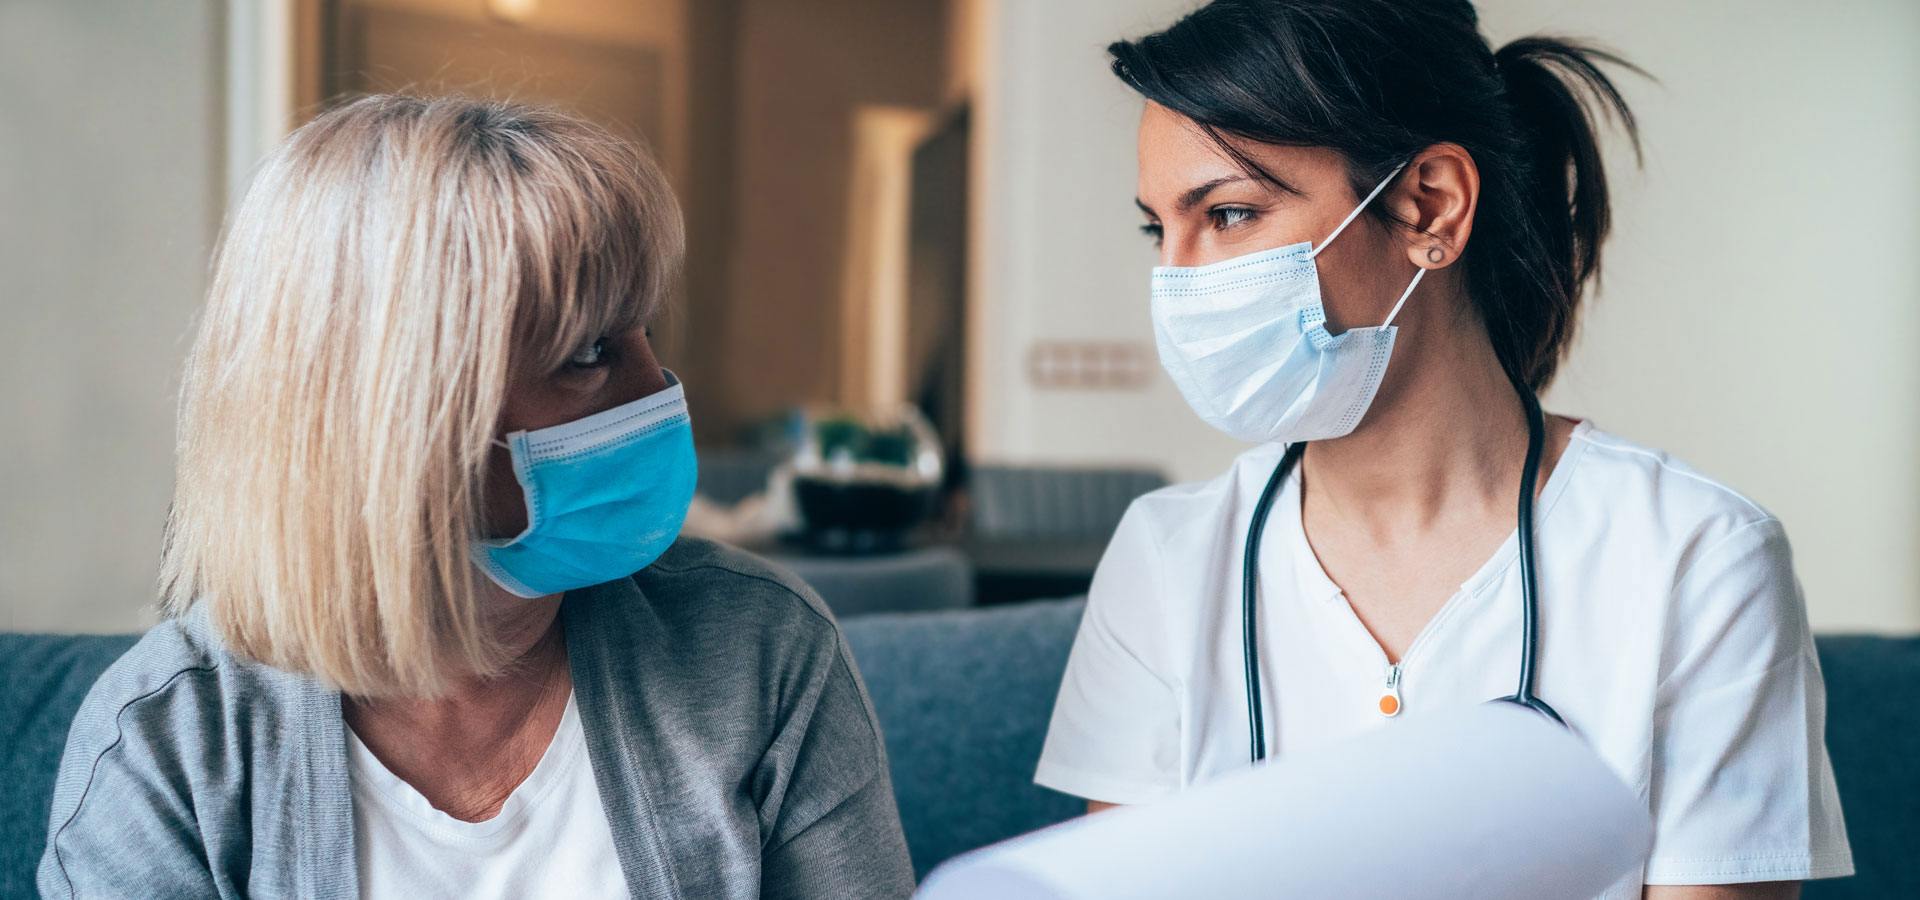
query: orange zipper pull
1378 664 1403 717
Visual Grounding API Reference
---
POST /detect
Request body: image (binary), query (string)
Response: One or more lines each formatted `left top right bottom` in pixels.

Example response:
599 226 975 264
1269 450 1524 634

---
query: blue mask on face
474 371 697 598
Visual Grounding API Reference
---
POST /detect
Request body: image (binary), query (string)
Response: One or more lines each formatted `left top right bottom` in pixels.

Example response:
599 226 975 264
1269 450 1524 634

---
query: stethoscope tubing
1241 380 1563 766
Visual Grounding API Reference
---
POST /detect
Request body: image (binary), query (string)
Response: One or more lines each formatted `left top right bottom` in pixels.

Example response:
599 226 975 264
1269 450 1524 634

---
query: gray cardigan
37 539 916 899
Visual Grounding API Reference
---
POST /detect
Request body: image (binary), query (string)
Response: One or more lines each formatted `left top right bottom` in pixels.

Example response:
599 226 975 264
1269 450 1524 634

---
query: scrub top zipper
1378 663 1403 717
1333 584 1467 721
1347 598 1458 720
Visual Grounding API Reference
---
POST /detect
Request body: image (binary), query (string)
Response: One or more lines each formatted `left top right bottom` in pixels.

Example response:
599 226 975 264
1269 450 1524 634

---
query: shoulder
574 539 883 779
76 614 224 711
45 620 213 832
1099 441 1294 597
57 611 309 781
637 536 839 639
61 614 237 756
580 537 848 688
1120 441 1292 547
1559 423 1804 662
1562 421 1786 564
1083 445 1290 655
44 613 305 893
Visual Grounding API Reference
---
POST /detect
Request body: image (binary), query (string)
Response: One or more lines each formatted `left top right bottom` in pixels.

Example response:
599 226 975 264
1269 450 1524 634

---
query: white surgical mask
1148 162 1425 445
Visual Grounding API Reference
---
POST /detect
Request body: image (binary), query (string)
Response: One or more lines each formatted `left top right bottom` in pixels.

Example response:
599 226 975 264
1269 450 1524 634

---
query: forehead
1135 103 1351 206
1136 103 1242 197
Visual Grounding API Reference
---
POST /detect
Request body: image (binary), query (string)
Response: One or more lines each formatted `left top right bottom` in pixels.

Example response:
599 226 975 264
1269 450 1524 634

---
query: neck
345 587 569 741
341 586 572 822
1301 299 1531 537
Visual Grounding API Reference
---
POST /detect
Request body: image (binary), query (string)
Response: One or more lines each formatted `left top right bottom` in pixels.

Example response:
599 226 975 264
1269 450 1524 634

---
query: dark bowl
793 474 939 552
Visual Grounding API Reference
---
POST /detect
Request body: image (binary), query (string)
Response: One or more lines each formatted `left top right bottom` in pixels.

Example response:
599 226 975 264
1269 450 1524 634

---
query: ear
1386 143 1479 271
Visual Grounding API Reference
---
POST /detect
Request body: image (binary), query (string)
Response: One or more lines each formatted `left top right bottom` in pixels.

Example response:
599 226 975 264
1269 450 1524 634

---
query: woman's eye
1209 207 1256 230
1139 221 1164 245
566 339 608 369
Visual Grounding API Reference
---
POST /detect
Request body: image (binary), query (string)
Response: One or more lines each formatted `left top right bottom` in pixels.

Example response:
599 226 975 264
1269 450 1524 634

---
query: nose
620 353 669 405
1158 226 1204 268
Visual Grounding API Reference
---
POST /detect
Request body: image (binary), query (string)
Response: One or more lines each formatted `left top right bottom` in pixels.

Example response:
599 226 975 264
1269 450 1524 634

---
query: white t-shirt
1036 421 1853 894
347 691 627 899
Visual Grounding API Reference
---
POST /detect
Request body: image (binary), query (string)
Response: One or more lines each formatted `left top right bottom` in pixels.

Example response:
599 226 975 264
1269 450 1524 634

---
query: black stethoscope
1239 379 1564 765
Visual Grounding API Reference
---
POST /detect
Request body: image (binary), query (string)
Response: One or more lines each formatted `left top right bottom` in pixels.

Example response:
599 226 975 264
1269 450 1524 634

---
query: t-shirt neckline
345 688 585 841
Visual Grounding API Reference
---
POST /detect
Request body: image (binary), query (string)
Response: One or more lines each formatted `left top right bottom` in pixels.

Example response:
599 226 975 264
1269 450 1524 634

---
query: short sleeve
1034 503 1182 804
1644 517 1854 884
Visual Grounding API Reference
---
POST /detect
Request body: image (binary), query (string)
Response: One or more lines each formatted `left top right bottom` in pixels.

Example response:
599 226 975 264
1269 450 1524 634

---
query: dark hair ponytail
1109 1 1644 390
1491 37 1642 388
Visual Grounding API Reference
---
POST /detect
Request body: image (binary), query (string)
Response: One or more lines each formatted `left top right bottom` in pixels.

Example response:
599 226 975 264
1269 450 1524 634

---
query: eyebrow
1136 175 1256 218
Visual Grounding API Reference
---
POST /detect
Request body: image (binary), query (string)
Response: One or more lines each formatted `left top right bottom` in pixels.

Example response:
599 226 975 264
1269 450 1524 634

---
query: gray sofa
4 600 1915 898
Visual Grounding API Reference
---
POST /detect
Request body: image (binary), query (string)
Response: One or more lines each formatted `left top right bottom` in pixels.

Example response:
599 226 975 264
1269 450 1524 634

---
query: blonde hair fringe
159 95 683 697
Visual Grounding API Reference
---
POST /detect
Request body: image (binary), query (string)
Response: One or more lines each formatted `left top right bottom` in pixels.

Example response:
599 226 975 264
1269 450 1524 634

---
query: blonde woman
38 96 913 900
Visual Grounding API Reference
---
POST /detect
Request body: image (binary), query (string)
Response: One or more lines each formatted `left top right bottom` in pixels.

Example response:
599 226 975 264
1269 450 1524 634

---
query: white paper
917 703 1651 900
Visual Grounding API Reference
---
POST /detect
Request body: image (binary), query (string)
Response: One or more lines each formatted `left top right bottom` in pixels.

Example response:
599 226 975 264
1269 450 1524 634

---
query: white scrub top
1035 421 1853 893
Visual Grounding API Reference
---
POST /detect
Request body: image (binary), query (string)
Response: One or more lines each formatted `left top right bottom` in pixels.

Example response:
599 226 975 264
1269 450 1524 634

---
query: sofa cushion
841 599 1087 877
0 632 139 899
1805 635 1920 899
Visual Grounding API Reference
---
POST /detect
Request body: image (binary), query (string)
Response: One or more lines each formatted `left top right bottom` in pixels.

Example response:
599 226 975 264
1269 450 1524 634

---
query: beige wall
966 0 1920 632
966 0 1240 482
0 0 226 632
713 0 950 435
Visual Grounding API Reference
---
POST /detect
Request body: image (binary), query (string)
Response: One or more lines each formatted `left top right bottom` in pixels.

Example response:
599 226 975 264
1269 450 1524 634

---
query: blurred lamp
488 0 538 24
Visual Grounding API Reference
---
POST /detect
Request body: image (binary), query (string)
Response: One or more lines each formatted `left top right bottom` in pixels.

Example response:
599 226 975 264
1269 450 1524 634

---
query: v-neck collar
1278 420 1594 659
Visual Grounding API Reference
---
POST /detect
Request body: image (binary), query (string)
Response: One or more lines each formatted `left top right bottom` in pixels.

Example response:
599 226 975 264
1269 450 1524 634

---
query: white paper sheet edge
917 702 1652 899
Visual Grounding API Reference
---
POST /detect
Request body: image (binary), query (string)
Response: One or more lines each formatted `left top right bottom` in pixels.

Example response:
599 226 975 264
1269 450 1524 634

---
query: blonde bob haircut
160 95 684 697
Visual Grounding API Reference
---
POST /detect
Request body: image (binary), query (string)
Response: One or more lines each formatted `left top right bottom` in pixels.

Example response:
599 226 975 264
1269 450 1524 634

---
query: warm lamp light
487 0 538 24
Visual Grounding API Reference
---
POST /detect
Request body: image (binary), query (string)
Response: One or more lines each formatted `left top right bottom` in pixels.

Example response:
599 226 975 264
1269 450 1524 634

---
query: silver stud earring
1426 245 1445 264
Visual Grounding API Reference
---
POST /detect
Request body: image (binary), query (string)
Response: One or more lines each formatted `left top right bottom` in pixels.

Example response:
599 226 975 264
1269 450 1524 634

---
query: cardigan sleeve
39 660 227 899
755 627 914 899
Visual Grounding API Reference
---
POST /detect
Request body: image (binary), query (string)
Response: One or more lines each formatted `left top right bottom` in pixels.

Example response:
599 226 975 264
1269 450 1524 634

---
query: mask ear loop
1306 160 1427 329
1381 267 1426 328
1307 160 1411 260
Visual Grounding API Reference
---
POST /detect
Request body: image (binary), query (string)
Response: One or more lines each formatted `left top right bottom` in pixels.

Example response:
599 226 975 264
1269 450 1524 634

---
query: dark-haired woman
1034 2 1851 897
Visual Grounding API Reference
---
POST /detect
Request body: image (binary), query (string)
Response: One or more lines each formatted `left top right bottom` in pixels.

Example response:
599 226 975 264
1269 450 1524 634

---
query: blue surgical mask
1148 161 1425 445
474 371 697 598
